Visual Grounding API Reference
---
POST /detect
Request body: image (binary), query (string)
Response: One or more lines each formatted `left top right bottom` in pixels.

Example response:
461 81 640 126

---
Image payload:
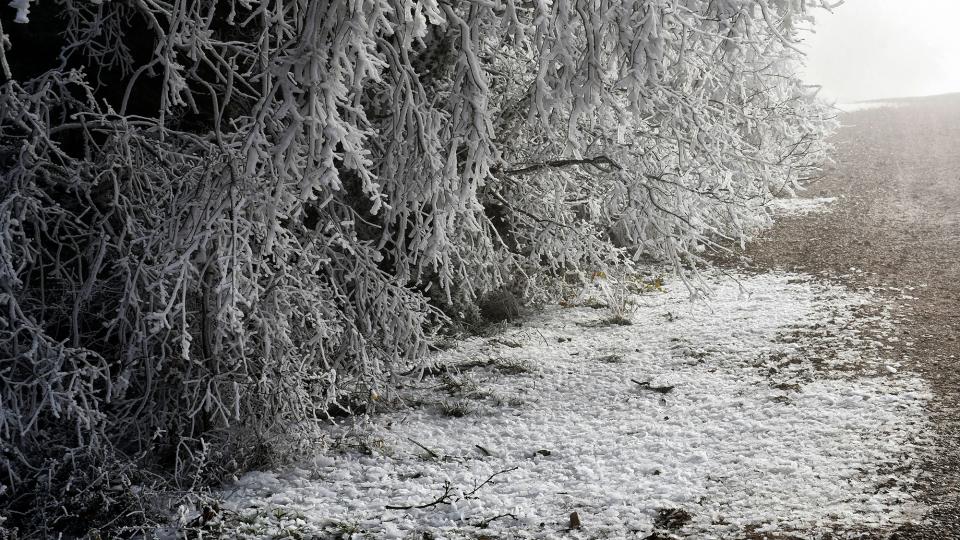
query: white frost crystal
9 0 29 23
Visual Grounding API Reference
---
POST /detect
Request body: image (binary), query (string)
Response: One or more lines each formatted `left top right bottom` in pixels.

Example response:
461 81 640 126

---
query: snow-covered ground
194 271 930 539
836 102 901 113
768 196 838 216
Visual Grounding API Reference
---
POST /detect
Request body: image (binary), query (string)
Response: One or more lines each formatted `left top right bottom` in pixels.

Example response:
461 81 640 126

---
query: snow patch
205 271 929 539
837 102 901 113
769 196 838 216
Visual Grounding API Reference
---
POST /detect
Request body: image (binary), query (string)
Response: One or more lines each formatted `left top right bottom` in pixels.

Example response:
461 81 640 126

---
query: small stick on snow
476 512 518 528
406 437 440 459
466 466 519 498
631 379 675 394
385 481 454 510
385 467 519 510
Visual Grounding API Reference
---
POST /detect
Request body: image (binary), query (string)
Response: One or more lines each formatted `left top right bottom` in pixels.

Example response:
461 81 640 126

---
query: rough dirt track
738 94 960 538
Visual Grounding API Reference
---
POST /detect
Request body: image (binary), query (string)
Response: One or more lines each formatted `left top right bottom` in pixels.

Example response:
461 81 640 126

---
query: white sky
801 0 960 103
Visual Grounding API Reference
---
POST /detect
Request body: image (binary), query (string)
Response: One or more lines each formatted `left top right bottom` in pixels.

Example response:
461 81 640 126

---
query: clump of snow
202 271 929 539
768 196 838 216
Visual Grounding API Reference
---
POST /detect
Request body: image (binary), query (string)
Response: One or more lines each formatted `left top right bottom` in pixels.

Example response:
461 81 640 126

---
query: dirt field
737 94 960 538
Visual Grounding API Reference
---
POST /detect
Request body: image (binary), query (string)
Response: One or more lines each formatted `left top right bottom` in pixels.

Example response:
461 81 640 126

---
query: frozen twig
385 466 519 510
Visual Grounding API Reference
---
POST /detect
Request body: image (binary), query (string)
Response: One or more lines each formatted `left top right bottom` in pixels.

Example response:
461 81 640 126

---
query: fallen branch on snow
631 379 675 394
385 467 519 510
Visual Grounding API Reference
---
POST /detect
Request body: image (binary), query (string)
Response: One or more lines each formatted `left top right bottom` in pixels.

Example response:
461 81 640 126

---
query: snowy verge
836 102 900 113
193 271 929 539
768 196 838 216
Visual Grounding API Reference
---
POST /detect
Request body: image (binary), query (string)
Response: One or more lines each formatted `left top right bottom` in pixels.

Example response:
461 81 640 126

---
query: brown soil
729 93 960 538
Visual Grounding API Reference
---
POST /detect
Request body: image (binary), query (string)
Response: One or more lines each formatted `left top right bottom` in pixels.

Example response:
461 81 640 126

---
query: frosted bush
0 0 837 534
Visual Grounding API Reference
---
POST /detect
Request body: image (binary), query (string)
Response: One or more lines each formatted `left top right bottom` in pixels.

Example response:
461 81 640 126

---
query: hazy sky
802 0 960 103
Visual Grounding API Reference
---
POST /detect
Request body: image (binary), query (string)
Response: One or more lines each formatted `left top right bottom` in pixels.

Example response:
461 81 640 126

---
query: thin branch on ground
385 466 519 510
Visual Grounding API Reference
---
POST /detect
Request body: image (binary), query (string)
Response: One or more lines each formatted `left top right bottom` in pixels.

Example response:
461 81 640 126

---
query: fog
802 0 960 104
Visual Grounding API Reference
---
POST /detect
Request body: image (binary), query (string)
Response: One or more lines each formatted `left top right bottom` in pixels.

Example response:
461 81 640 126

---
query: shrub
0 0 834 535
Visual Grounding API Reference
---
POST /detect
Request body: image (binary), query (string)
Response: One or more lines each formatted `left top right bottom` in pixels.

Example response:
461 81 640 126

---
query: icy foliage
0 0 835 533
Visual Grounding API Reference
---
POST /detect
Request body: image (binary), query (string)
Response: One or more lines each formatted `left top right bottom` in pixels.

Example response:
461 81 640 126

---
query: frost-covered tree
0 0 836 533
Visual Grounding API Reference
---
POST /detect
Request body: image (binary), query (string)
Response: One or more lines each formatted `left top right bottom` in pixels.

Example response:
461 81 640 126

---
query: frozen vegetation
0 0 852 537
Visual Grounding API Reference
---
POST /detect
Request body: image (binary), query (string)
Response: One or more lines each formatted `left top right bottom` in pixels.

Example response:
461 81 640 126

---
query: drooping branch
497 155 624 176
